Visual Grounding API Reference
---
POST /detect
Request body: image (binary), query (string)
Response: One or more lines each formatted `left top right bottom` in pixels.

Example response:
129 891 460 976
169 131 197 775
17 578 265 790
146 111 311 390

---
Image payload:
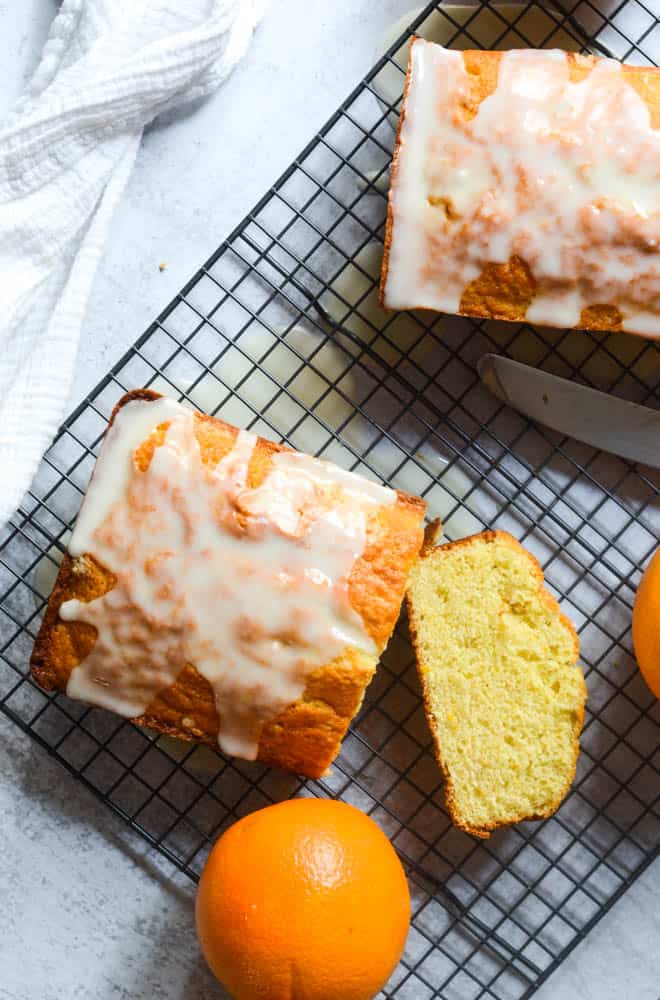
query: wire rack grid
3 2 660 998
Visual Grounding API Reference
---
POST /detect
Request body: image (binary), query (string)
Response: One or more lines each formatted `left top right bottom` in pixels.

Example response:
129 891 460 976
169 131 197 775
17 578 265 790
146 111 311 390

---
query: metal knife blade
478 353 660 469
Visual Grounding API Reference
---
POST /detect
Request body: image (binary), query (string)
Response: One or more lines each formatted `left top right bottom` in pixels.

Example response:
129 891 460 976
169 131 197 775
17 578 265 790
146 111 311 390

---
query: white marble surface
1 3 660 999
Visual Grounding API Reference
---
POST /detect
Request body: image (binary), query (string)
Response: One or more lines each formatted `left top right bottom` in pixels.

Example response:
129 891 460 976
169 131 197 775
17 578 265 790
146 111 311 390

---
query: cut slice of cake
406 530 585 838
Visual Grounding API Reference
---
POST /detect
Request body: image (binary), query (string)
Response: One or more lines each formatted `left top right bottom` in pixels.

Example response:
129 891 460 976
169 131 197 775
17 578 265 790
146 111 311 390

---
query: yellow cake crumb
406 530 586 838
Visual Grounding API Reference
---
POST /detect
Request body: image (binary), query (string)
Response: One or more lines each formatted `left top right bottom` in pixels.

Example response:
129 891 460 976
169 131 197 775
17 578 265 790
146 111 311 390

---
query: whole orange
195 798 410 1000
633 547 660 698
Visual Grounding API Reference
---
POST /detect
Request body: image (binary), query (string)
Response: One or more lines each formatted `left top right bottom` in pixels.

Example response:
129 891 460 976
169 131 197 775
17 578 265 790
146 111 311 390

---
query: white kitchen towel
0 0 266 527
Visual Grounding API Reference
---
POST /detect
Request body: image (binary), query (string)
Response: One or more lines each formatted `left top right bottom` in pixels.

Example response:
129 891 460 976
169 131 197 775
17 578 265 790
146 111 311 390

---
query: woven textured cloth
0 0 265 525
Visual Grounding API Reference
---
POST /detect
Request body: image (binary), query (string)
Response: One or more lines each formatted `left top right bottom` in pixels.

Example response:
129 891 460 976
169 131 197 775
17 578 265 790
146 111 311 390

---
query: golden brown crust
623 64 660 129
406 530 585 838
458 50 501 122
579 303 623 332
459 255 536 323
380 44 660 332
31 553 115 694
421 517 443 554
459 262 628 332
567 52 597 85
30 390 426 778
349 500 426 648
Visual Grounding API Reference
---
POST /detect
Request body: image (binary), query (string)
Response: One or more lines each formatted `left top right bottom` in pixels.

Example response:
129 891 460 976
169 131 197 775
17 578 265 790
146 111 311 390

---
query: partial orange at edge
633 546 660 699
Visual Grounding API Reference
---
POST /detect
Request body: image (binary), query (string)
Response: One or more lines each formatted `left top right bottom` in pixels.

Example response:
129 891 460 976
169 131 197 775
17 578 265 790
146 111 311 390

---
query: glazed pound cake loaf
381 39 660 337
407 530 586 838
31 390 426 778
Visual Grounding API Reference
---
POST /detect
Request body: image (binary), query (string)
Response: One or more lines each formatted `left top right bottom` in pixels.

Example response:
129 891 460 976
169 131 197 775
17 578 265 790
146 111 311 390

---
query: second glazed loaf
381 39 660 338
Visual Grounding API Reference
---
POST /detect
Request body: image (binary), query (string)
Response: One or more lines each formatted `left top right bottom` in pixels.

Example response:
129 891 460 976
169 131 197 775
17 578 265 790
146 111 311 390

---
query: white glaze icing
60 398 395 760
384 40 660 336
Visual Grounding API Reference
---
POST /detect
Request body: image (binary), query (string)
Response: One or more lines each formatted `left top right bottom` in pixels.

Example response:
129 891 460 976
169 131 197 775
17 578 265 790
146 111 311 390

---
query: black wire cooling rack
3 2 660 997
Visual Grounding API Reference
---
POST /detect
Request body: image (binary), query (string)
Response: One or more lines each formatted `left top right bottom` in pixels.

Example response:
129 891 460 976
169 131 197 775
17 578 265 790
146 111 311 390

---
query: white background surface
1 2 660 998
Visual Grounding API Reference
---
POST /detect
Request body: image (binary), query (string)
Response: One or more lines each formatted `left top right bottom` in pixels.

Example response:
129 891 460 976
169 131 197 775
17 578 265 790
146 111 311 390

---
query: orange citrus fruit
195 798 410 1000
633 547 660 698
